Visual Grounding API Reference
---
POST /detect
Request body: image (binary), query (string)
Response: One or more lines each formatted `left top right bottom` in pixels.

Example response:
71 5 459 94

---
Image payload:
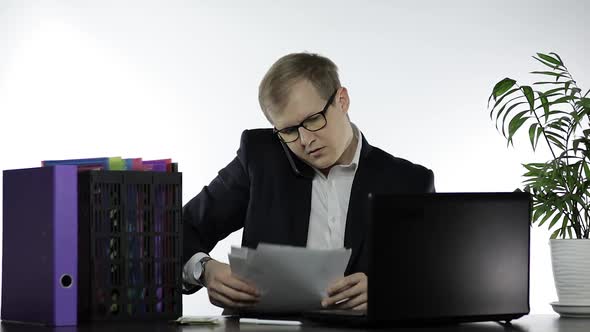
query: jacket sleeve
182 130 251 276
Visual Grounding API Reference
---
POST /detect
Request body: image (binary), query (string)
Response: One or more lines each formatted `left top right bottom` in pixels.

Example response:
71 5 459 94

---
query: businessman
182 52 435 311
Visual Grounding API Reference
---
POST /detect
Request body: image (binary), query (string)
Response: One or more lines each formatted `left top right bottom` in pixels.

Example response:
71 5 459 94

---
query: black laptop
306 192 531 326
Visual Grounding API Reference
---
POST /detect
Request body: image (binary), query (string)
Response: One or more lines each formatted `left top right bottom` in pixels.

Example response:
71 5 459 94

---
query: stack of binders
2 157 182 326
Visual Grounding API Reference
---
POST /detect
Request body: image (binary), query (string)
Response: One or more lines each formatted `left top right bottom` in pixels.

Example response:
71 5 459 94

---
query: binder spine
53 166 78 325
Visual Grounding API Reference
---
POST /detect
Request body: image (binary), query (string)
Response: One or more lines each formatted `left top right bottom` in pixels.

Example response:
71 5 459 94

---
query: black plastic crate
78 171 182 321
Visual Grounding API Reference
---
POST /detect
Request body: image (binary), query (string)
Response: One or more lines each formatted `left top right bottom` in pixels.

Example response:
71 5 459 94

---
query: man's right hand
203 259 260 309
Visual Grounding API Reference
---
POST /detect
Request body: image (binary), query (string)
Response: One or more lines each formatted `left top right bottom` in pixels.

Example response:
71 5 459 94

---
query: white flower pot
550 239 590 305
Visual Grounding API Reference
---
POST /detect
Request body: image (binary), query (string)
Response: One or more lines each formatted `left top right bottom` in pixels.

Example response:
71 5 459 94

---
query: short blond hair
258 52 341 123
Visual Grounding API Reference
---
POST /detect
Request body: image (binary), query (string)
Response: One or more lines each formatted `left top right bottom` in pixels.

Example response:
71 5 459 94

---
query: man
182 52 435 311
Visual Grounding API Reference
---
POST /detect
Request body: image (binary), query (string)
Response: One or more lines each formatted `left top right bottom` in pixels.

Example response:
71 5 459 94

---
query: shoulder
236 128 286 163
240 128 275 144
364 143 435 192
238 128 280 154
366 144 433 178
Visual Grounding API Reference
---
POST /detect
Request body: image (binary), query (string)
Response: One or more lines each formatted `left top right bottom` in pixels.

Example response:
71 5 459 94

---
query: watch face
193 257 211 285
201 258 212 273
193 262 204 281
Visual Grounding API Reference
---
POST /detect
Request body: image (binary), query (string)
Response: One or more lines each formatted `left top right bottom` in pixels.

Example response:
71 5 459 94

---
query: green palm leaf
490 78 516 103
487 52 589 238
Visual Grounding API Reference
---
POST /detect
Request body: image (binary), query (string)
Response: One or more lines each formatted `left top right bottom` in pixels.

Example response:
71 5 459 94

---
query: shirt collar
348 123 363 170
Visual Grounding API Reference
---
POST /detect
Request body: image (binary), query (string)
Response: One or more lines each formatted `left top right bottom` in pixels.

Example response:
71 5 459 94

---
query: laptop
305 192 531 326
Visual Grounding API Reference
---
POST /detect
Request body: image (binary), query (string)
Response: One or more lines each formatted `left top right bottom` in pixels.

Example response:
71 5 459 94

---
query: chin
307 157 335 170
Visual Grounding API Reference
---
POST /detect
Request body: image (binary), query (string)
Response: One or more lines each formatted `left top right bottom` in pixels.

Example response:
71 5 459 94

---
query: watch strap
198 256 213 286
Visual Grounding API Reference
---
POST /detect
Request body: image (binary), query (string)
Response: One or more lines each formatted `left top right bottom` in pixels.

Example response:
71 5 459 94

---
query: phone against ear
279 140 303 177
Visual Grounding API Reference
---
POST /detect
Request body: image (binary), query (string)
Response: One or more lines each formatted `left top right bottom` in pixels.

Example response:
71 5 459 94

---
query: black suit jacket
182 129 435 294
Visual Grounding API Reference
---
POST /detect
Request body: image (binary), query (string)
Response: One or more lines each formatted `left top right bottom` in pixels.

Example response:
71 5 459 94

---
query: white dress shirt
183 124 363 286
306 124 362 249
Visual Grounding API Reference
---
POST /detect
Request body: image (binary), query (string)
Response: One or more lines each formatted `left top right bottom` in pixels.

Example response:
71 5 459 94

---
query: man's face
270 80 353 171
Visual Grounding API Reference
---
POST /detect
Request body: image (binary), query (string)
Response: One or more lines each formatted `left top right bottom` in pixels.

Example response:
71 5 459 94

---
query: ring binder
2 165 78 326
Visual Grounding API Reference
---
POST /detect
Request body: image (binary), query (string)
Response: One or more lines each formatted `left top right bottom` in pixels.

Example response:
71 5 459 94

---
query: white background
0 0 588 317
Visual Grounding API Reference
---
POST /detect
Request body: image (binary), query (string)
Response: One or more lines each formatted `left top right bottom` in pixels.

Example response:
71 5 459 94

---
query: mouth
307 147 324 156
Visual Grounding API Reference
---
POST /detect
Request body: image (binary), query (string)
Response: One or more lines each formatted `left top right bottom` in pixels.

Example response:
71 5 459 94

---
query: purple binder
2 165 78 326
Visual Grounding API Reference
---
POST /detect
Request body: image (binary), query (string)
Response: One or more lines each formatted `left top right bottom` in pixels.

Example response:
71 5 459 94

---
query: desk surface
1 314 588 332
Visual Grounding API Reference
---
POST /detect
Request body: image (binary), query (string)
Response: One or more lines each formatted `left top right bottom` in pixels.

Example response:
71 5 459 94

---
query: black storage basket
78 170 182 321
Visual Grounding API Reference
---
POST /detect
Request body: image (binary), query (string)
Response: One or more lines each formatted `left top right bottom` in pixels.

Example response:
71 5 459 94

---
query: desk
1 315 588 332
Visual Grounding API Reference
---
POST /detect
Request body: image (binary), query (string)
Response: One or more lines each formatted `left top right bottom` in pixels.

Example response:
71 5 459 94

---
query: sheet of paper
174 315 225 325
228 243 351 313
229 246 251 277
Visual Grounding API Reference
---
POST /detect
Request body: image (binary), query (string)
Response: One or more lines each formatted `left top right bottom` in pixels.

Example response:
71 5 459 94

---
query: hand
321 272 367 311
203 260 260 309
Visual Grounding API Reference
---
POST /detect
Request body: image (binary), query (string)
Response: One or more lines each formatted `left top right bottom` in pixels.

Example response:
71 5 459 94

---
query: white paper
174 315 225 325
228 243 351 313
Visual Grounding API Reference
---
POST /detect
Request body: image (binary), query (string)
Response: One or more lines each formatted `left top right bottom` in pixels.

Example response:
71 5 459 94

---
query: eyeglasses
274 89 338 143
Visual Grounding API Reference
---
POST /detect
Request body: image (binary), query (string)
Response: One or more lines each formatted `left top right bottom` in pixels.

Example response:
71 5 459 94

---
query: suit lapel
344 136 374 272
288 150 314 247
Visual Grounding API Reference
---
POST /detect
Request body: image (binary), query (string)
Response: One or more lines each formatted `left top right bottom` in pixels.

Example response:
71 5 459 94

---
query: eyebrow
280 110 320 131
278 90 337 131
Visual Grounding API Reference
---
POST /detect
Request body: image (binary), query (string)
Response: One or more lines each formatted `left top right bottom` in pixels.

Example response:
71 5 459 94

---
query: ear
336 87 350 115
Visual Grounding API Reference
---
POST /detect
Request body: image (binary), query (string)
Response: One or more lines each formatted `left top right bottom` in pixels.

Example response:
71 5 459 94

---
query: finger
216 282 259 302
221 274 260 297
323 283 364 307
209 296 224 309
334 293 367 310
327 275 356 295
209 276 259 303
327 273 363 295
208 289 236 308
208 288 256 309
353 303 367 311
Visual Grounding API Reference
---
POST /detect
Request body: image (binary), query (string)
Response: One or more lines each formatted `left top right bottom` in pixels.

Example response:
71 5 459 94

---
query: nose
298 127 314 147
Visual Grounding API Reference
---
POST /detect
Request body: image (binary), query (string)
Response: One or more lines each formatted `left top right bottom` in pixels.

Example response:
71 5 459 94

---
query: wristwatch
194 256 213 287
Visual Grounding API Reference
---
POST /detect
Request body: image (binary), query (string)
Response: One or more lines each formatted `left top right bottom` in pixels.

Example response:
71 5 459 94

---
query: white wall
1 0 588 317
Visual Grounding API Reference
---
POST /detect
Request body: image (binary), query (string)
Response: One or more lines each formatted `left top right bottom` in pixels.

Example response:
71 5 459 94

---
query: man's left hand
321 272 367 310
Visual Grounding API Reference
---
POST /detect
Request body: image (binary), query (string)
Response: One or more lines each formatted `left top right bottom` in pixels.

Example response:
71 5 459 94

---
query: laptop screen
368 192 531 322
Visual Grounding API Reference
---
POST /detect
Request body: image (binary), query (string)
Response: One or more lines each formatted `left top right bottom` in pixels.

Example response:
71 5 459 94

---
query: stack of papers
228 243 351 313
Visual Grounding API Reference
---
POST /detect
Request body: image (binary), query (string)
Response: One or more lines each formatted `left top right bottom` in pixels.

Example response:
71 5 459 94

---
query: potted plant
488 52 590 316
